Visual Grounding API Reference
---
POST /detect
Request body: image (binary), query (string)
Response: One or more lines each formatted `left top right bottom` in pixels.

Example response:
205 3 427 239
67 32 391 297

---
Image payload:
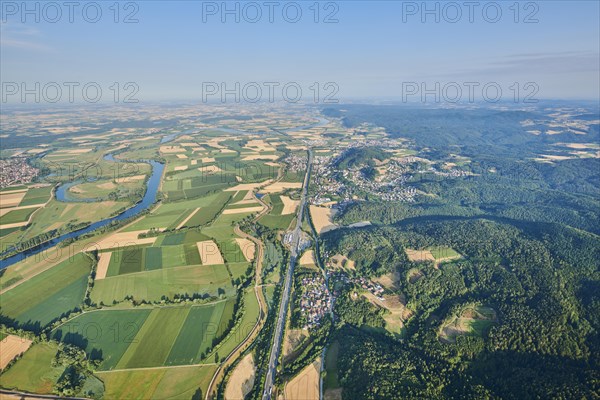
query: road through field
262 149 313 400
204 189 271 400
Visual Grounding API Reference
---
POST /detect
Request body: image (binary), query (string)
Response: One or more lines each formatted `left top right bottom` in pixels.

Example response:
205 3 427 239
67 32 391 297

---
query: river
0 155 164 269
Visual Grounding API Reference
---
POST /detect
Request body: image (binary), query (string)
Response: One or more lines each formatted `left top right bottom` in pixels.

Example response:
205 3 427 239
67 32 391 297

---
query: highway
262 149 313 400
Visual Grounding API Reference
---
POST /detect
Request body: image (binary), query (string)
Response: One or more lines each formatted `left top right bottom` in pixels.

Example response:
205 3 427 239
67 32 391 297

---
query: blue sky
1 1 599 102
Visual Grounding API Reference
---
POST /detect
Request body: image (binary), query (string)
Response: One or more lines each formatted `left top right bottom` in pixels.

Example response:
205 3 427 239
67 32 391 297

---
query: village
0 157 39 189
298 274 332 330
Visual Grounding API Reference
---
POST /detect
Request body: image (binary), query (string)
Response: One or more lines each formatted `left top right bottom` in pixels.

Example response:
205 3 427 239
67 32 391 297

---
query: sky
1 0 599 103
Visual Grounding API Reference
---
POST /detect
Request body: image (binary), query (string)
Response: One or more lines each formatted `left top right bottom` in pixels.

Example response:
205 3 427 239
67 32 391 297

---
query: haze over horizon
1 1 599 103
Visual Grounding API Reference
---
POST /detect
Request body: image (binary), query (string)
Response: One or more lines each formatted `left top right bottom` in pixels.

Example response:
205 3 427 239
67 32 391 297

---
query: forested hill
323 104 600 157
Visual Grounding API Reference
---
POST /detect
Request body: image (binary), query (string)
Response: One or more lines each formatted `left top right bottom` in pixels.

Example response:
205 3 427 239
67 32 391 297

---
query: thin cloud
0 22 53 52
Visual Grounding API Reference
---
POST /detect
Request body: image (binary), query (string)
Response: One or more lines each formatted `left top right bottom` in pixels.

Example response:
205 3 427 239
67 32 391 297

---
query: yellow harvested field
197 240 225 265
176 154 188 159
0 191 27 208
160 145 186 154
198 165 222 173
232 198 259 205
55 148 92 154
97 182 117 190
557 142 599 149
329 254 355 270
280 196 299 215
235 238 256 262
180 142 198 147
283 328 307 361
284 358 321 400
0 335 33 370
0 188 28 195
372 272 399 290
265 161 280 167
224 354 256 400
242 154 279 161
201 157 216 163
95 230 159 251
115 175 146 183
220 149 237 154
245 139 275 151
222 206 263 215
174 165 188 171
95 252 112 280
25 148 47 154
0 221 29 229
205 139 226 148
299 250 316 266
405 249 435 262
177 208 201 229
191 160 198 165
286 145 306 151
225 180 273 192
309 206 338 234
262 181 302 194
363 292 410 332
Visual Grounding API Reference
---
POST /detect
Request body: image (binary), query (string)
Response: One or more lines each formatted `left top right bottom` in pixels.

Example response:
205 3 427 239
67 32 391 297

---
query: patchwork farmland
0 108 324 399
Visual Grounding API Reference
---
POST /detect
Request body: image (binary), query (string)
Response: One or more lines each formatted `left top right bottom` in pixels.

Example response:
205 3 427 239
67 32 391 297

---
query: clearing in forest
439 306 497 343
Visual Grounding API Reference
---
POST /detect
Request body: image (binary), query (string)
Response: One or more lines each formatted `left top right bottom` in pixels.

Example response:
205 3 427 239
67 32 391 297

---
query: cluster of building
340 161 419 203
0 157 39 188
353 276 385 301
285 153 307 174
326 270 385 305
299 275 332 329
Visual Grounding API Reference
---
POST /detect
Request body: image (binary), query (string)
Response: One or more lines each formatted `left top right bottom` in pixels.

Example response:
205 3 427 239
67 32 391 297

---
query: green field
266 194 284 214
18 186 53 206
1 207 37 224
429 246 461 260
201 287 259 364
439 306 497 343
258 214 294 230
97 364 216 400
52 301 235 370
91 264 233 304
0 253 93 330
0 342 64 394
52 308 152 370
105 244 201 277
324 341 341 390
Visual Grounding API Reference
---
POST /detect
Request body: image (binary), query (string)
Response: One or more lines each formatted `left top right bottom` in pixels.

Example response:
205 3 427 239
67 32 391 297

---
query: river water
0 117 329 269
0 155 164 269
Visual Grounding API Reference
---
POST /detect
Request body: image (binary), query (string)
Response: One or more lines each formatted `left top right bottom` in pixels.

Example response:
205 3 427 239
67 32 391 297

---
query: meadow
90 263 233 304
97 364 216 400
0 252 93 330
0 342 64 394
52 300 235 370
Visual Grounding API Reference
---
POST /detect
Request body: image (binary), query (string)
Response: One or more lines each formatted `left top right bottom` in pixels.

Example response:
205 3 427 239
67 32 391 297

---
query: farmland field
90 264 233 304
97 364 216 400
52 300 236 370
0 342 64 394
0 252 93 329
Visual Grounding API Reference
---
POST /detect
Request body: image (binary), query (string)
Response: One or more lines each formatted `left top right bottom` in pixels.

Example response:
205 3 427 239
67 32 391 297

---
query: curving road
262 149 313 400
204 186 275 400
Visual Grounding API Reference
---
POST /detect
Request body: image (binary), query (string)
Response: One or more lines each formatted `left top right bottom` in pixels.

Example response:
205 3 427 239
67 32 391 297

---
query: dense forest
319 104 599 399
323 218 599 399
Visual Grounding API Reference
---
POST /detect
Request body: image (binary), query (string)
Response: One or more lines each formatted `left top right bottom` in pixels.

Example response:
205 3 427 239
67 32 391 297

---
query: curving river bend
0 155 164 269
